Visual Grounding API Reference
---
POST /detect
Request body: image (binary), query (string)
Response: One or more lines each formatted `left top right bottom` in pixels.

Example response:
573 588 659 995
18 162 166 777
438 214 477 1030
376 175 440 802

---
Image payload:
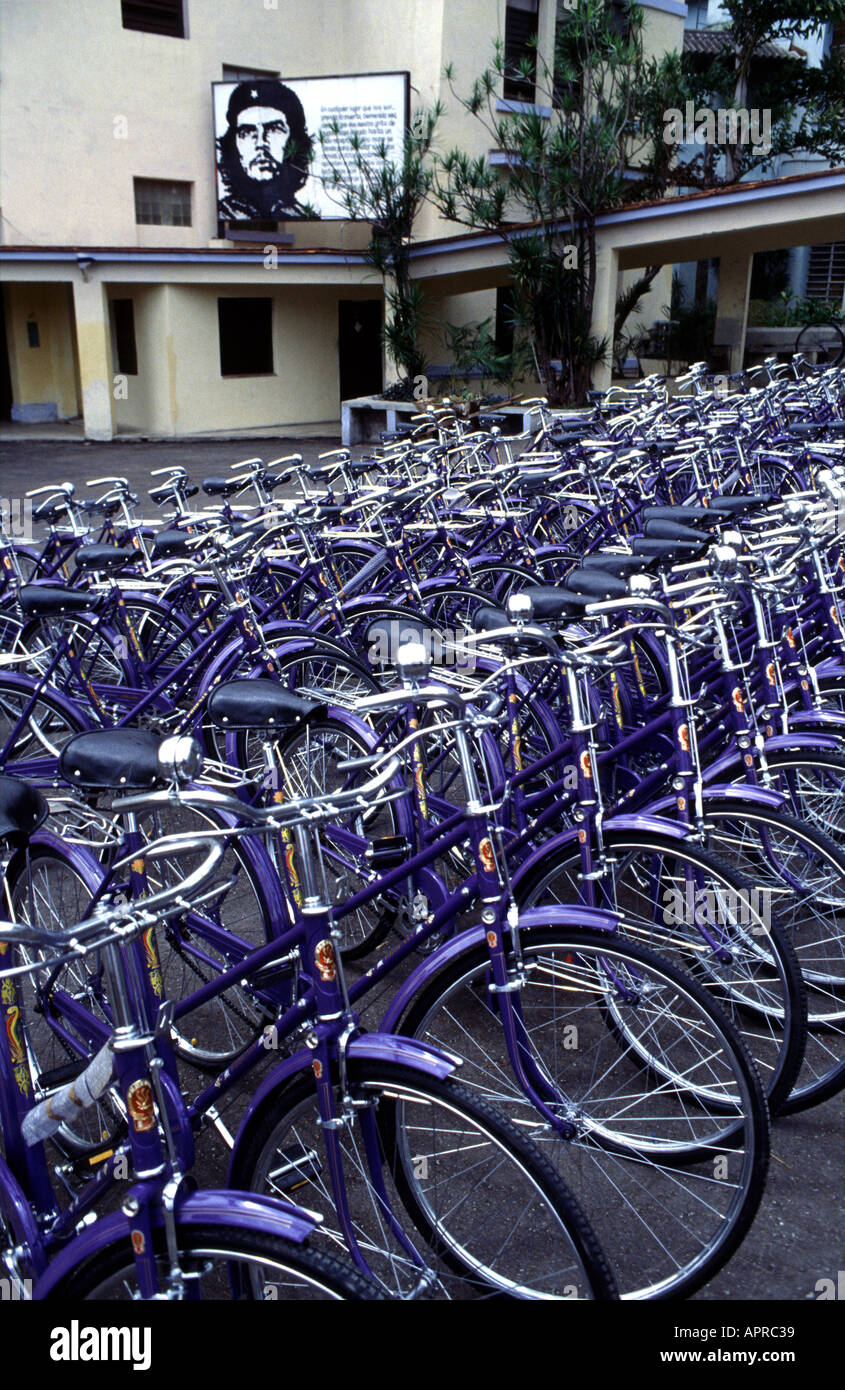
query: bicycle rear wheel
795 320 845 368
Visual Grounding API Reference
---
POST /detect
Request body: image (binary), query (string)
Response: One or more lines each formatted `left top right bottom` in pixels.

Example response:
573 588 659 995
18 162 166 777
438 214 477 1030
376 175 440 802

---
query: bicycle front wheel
514 830 806 1115
232 1059 618 1300
394 927 770 1300
46 1222 384 1300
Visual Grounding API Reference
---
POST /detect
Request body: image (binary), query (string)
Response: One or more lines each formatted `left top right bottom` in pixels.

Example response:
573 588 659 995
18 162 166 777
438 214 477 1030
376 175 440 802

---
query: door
338 300 383 402
0 290 13 420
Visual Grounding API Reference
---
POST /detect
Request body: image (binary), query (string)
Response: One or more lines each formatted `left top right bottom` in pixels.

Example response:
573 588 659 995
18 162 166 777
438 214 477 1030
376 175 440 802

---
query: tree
434 2 845 399
614 2 845 348
433 2 661 404
641 1 845 192
318 105 442 391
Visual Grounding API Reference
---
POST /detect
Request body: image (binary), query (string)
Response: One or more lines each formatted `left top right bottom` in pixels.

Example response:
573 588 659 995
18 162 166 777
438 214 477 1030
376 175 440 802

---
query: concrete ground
1 435 842 1304
0 434 340 513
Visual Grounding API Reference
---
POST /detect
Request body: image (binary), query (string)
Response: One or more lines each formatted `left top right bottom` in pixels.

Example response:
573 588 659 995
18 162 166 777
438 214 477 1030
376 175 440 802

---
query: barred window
134 178 192 226
805 243 845 307
121 1 185 38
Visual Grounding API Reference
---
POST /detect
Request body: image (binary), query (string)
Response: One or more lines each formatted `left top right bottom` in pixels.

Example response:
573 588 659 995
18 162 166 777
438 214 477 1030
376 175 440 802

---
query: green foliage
318 104 443 385
434 1 648 403
747 292 845 326
638 0 845 189
442 316 532 396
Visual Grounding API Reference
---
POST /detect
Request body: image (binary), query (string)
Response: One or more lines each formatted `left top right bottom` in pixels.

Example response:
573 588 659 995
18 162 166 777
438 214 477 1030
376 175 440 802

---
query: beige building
0 1 840 440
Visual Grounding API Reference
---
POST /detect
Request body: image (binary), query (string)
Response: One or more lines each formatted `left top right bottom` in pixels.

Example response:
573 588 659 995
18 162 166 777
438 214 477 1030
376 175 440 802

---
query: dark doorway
338 300 383 402
0 291 13 420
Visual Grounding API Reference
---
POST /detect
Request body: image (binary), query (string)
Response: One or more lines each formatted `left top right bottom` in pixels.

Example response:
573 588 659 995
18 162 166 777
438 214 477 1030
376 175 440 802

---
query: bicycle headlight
506 592 534 625
158 735 203 785
396 641 431 686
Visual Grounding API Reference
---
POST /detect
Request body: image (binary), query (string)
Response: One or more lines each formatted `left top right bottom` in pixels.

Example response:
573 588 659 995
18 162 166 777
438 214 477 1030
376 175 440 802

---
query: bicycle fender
787 710 845 731
604 813 692 838
509 816 690 900
7 830 106 894
34 1190 316 1295
647 784 787 815
0 671 94 732
0 1155 47 1276
764 733 843 752
227 1034 458 1187
380 905 621 1033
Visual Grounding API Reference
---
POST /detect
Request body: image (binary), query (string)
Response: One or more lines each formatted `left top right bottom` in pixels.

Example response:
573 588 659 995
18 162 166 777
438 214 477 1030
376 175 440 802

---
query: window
805 243 845 308
218 298 273 376
504 0 538 103
607 0 631 39
121 1 184 38
134 178 192 226
111 300 138 376
222 64 281 82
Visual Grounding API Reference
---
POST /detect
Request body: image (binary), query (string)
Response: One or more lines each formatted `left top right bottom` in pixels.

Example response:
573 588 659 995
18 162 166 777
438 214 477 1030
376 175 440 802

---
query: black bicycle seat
565 569 631 601
60 728 165 789
525 585 591 619
0 775 49 844
642 520 712 545
581 552 656 577
202 477 244 499
75 544 140 573
18 585 98 618
152 529 192 559
207 680 326 731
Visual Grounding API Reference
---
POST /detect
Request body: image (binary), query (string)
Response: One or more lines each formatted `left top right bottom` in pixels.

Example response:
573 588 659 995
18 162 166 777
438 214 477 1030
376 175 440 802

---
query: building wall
0 0 492 250
106 281 381 436
0 0 714 431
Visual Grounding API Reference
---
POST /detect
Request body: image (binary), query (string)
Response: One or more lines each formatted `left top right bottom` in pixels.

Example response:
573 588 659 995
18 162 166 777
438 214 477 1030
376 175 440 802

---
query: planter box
341 395 539 446
745 323 842 365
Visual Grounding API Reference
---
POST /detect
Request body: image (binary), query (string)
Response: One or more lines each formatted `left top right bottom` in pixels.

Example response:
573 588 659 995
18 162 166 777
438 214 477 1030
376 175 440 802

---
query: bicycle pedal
37 1059 86 1089
366 835 412 870
270 1145 323 1192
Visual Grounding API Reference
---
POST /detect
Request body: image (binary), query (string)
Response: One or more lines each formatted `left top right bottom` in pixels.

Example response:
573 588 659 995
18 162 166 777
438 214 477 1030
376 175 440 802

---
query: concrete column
590 242 619 392
72 275 114 441
381 272 396 390
714 251 754 375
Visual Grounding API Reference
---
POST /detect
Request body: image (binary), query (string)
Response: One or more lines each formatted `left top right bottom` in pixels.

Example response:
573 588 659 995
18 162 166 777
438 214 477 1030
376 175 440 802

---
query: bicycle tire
393 927 770 1300
6 841 124 1154
513 829 806 1115
795 320 845 368
695 800 845 1113
45 1221 384 1300
231 1058 618 1300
